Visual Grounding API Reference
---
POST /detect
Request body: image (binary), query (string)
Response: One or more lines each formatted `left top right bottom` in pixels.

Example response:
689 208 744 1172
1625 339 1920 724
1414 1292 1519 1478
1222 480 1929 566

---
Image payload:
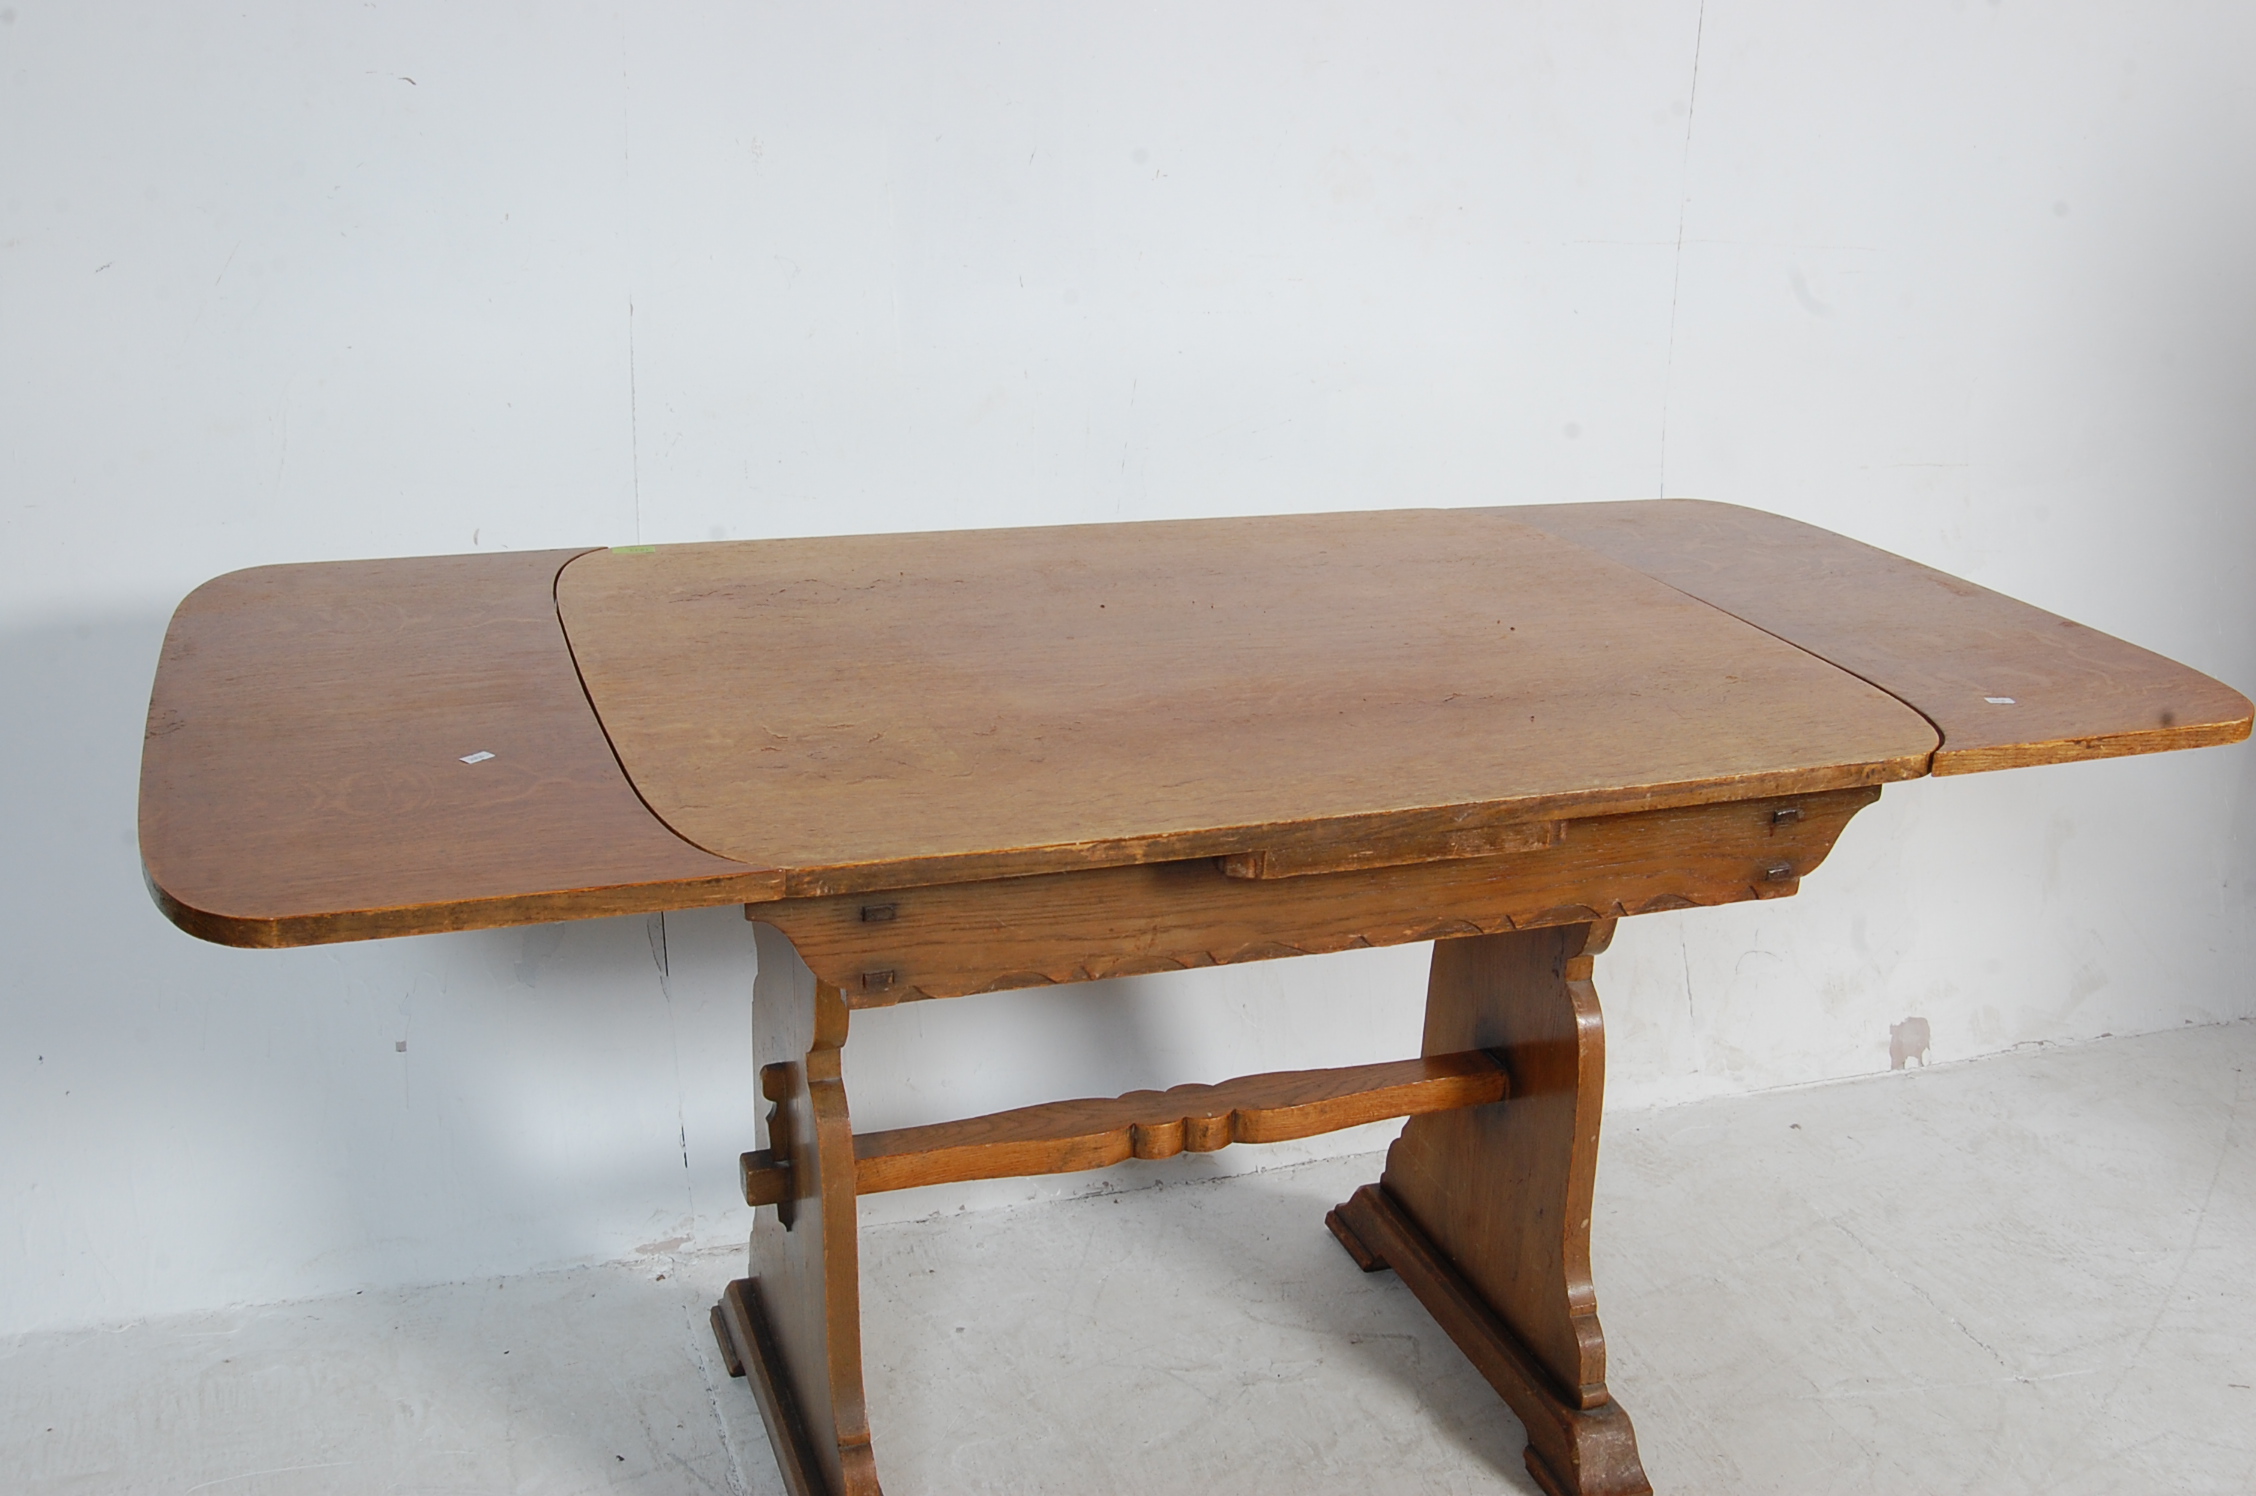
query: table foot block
743 1050 1510 1204
713 1278 882 1496
1329 1184 1651 1496
709 1303 746 1378
1323 1203 1388 1272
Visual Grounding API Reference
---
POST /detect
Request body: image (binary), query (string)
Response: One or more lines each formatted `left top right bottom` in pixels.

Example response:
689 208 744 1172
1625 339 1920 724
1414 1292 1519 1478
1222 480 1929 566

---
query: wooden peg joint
757 1062 800 1228
739 1147 794 1208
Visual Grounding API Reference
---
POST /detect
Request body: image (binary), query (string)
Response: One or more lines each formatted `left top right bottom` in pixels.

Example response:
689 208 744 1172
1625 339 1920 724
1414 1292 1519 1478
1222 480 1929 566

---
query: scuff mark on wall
514 925 566 988
2067 958 2109 1013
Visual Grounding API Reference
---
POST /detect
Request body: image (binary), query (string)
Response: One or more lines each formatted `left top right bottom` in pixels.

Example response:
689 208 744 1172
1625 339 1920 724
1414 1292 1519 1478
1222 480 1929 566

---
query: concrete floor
8 1020 2251 1495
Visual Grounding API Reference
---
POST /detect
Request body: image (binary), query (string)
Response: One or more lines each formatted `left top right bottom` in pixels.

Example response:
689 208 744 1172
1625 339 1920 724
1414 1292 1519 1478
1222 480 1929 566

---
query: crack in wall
1655 0 1710 497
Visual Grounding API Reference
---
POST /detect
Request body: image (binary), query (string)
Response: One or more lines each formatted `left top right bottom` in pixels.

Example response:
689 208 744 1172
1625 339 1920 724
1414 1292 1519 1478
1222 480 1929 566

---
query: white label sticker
1984 697 2016 705
460 750 496 764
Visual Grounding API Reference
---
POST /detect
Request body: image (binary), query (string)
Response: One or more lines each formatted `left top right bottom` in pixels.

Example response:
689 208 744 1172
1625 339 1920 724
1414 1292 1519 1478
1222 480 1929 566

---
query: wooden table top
139 502 2250 947
556 510 1936 892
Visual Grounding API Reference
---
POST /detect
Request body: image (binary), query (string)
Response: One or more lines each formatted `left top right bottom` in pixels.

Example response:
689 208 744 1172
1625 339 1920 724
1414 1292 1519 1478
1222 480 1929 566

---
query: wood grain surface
139 550 778 947
140 504 2248 949
754 788 1880 1006
557 511 1938 895
1508 499 2252 774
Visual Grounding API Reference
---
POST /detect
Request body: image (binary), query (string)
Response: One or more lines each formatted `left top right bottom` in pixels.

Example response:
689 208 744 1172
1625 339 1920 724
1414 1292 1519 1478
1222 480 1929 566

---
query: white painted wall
3 2 2249 1337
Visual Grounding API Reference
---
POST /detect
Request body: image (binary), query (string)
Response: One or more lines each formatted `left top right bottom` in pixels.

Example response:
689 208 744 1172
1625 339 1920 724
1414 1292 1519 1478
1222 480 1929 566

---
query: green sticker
610 545 657 555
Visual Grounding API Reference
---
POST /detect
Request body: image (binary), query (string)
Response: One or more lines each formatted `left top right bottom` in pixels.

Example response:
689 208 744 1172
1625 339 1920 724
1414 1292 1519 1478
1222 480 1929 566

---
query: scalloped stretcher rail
739 1049 1511 1207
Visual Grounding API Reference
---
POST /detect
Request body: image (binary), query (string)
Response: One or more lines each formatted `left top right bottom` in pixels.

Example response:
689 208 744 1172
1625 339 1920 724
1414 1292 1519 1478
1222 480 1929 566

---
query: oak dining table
138 499 2251 1496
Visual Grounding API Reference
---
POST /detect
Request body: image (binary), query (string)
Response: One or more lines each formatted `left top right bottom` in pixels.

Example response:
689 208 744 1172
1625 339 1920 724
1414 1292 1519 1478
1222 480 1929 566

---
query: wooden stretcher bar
738 1048 1512 1205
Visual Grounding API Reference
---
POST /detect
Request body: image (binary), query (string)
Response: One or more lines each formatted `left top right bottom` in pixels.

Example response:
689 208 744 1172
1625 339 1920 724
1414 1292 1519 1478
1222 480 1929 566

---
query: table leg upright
713 925 882 1496
1328 920 1651 1496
